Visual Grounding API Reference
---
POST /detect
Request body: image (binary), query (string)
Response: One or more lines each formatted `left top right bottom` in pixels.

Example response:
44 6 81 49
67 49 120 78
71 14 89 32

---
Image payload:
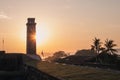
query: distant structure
26 18 36 55
0 37 5 55
2 37 4 51
26 18 41 60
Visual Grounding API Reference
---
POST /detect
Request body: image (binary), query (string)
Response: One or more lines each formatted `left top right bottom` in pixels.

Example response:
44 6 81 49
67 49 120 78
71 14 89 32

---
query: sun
36 23 50 45
20 22 50 47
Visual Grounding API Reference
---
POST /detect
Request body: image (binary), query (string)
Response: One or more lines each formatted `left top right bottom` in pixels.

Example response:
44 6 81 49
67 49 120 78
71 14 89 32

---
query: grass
26 61 120 80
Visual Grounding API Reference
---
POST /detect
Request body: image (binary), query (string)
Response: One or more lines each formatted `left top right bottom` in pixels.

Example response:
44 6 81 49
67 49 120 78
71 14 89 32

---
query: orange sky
0 0 120 56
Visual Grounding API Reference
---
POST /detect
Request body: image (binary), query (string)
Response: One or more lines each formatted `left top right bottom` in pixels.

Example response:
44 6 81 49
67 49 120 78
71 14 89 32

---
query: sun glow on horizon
19 21 51 53
36 22 50 45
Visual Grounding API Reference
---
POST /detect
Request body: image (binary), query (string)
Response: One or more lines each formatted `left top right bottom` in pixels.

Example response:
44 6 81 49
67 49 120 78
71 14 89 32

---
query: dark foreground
1 53 120 80
0 53 60 80
0 65 61 80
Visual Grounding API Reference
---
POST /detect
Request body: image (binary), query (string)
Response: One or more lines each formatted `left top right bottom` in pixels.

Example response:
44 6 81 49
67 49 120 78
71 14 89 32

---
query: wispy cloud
0 11 11 19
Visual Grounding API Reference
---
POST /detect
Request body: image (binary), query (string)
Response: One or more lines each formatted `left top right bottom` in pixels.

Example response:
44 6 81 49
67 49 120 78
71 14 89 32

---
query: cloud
0 11 11 19
0 15 10 19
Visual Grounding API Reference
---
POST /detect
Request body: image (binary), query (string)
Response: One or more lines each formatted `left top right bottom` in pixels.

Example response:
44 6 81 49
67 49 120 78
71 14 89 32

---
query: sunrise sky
0 0 120 55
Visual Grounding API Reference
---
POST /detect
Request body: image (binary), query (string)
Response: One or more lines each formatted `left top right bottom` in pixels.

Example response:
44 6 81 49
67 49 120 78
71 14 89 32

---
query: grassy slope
27 61 120 80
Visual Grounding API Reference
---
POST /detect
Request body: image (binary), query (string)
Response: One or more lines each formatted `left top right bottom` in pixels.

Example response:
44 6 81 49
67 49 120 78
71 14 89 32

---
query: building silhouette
26 18 36 55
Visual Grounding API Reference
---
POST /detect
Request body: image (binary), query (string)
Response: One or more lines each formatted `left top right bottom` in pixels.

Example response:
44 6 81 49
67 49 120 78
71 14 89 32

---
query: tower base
26 54 41 61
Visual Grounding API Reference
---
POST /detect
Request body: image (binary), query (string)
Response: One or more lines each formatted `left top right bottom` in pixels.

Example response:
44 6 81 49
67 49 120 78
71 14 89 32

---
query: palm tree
91 37 102 54
98 39 118 64
91 37 102 62
104 39 117 55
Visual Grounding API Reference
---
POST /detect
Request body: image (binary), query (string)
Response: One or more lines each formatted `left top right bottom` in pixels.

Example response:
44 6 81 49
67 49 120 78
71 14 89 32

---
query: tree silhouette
98 39 118 64
91 37 102 54
104 39 117 55
91 38 118 64
91 37 102 62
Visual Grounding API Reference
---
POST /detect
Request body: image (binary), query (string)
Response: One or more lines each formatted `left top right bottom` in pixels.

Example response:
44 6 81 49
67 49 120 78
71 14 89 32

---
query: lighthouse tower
26 18 41 60
26 18 36 55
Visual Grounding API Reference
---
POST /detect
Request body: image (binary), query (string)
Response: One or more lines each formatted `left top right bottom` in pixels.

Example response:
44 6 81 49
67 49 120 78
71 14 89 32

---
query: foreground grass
27 61 120 80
